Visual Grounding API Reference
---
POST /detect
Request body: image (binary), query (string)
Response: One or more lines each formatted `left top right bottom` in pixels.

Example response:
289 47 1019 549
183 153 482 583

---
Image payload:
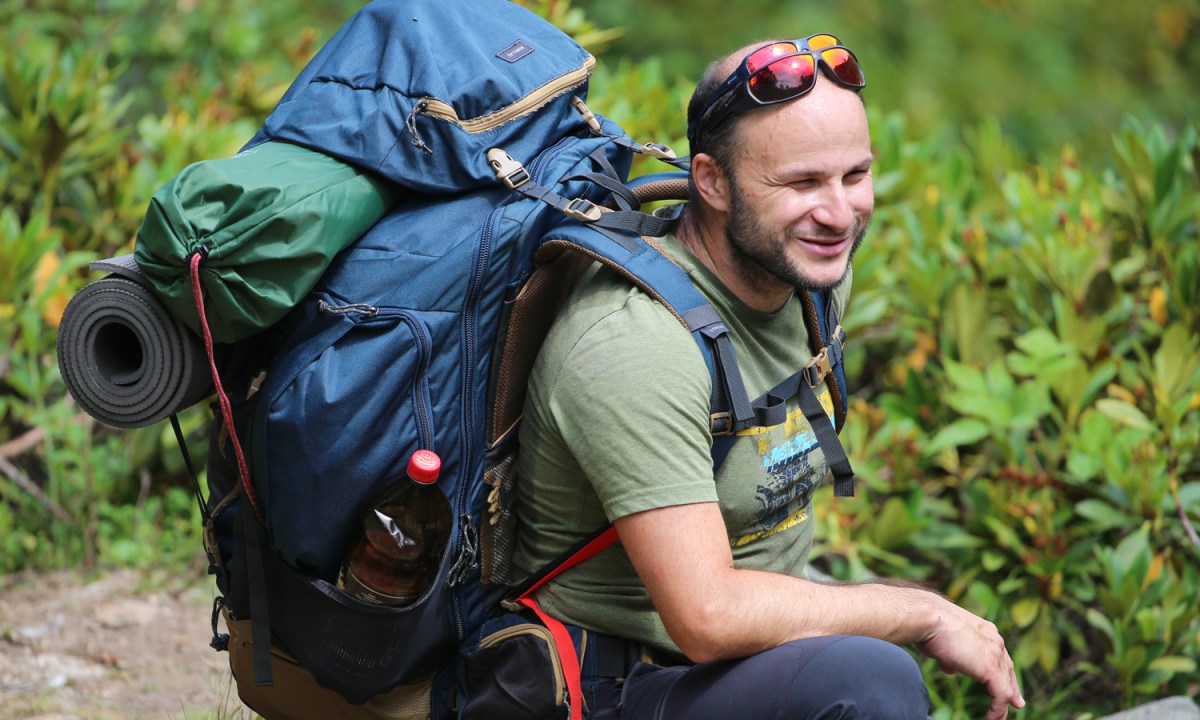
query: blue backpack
183 1 854 717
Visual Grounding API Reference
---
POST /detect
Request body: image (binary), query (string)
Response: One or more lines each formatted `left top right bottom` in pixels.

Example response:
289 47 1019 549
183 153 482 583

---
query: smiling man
512 36 1025 720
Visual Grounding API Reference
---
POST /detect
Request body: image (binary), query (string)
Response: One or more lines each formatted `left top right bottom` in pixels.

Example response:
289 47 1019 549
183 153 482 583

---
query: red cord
189 253 264 525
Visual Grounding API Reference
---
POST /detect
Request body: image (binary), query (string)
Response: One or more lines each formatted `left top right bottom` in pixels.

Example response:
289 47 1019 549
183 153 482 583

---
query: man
512 35 1025 719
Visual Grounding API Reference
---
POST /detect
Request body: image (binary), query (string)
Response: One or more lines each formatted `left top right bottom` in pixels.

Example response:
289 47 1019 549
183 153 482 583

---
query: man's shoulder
550 262 693 349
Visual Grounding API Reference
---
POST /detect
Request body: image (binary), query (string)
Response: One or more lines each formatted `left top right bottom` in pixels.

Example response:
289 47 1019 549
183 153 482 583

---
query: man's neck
675 212 794 314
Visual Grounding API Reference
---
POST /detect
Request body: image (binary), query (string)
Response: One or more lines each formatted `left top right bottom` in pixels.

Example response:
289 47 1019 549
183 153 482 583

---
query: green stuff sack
134 141 402 343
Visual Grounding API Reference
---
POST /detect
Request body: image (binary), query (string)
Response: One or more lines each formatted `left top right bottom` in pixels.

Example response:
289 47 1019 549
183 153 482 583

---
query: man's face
720 78 874 295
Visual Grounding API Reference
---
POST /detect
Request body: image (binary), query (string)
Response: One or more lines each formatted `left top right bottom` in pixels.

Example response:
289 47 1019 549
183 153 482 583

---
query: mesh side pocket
481 449 519 586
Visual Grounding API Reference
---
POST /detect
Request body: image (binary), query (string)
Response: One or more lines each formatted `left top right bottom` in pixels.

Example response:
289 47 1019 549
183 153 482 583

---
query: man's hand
915 600 1025 720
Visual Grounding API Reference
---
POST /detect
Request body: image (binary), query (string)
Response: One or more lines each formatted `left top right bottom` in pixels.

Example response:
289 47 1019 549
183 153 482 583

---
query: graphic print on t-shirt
731 388 835 548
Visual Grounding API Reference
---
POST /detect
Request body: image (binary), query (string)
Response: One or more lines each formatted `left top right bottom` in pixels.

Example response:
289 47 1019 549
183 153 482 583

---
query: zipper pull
318 300 379 318
448 515 479 587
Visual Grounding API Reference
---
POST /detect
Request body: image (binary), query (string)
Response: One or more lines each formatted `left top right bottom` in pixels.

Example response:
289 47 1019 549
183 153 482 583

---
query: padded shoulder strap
536 225 755 439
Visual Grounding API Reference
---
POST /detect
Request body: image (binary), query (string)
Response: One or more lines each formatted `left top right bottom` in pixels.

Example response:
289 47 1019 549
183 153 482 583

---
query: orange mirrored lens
748 54 816 102
807 34 840 50
820 47 864 85
746 41 799 73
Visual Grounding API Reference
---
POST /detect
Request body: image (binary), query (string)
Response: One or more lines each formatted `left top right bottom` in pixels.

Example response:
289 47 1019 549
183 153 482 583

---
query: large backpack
133 1 855 717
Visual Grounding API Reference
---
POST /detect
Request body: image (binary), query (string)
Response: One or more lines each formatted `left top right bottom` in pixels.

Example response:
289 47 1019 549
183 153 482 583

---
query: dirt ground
0 568 255 720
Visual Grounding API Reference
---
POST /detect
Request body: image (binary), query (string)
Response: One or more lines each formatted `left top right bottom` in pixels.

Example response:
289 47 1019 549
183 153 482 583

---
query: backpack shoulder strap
540 225 854 496
807 288 848 428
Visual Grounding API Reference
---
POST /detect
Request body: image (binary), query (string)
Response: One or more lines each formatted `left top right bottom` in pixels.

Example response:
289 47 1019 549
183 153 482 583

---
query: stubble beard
724 186 868 295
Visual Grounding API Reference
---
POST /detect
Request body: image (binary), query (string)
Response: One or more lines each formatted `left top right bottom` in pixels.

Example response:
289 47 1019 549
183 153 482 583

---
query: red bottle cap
408 450 441 485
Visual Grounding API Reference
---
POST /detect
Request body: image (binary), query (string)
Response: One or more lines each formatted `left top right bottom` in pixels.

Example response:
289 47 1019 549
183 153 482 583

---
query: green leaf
1095 399 1156 432
1013 328 1071 359
1147 656 1197 674
925 418 990 454
1075 500 1133 529
872 497 915 550
1010 597 1040 629
1154 323 1200 399
944 359 986 395
981 550 1006 572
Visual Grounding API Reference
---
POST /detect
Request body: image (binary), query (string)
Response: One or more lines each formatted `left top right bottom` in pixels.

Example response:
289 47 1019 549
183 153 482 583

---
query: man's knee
783 635 929 719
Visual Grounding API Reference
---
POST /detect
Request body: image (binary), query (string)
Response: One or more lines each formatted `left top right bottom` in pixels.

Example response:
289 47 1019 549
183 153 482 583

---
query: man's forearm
661 565 945 663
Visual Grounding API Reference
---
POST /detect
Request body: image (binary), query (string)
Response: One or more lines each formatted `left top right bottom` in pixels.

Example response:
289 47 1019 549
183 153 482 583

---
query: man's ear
691 152 731 214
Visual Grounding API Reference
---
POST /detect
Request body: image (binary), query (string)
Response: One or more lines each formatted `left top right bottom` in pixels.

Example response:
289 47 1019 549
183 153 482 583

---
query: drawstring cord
405 99 433 154
189 252 265 525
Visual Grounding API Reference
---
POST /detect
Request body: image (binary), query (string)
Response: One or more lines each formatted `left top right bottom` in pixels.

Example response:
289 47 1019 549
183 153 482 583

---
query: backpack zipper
417 55 595 133
317 300 435 452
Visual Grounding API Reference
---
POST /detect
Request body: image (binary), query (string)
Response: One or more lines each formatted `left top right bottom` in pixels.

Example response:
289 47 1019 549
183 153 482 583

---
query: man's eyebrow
850 157 874 172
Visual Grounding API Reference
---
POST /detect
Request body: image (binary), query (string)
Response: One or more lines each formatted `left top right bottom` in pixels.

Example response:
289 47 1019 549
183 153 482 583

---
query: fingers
984 692 1010 720
984 642 1024 718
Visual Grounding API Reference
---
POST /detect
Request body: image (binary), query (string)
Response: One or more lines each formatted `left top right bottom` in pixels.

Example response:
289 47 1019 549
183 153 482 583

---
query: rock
1097 697 1200 720
93 598 159 629
10 613 66 643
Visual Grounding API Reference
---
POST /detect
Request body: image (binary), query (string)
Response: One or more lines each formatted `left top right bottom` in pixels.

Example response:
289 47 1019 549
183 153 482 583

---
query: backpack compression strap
511 526 620 720
488 148 679 238
709 289 854 497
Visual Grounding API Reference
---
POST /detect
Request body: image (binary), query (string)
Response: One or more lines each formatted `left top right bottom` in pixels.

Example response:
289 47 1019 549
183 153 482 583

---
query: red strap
522 525 619 597
515 525 619 720
189 253 265 524
518 595 584 720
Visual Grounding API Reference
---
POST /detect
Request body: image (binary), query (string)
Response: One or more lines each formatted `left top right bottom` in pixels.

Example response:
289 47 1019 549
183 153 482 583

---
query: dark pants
584 635 931 720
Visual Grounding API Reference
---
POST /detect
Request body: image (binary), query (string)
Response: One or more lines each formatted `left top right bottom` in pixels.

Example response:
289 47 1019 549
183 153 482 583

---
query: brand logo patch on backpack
497 39 535 63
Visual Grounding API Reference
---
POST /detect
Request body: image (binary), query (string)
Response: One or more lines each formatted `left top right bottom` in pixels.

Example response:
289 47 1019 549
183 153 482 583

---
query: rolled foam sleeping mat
57 255 212 429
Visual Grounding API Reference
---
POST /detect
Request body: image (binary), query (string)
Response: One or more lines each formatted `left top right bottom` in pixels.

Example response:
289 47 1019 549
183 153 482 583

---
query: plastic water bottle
338 450 451 606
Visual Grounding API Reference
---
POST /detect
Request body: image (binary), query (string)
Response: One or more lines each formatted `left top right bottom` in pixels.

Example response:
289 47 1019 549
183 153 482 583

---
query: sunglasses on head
687 34 866 148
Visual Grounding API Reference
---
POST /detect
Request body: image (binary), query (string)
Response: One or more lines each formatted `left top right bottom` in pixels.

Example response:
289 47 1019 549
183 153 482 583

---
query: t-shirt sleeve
542 292 720 521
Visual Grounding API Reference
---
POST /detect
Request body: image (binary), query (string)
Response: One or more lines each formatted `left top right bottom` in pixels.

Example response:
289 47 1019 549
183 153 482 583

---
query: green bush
813 109 1200 714
1 0 1196 717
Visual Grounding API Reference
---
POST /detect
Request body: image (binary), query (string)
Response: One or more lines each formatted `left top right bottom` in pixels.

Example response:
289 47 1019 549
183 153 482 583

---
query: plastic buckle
564 197 603 222
640 142 677 160
572 96 603 134
487 148 530 189
804 348 832 387
709 411 733 436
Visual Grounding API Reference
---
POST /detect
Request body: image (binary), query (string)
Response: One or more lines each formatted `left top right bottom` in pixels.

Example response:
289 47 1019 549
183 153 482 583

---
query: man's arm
613 500 1025 720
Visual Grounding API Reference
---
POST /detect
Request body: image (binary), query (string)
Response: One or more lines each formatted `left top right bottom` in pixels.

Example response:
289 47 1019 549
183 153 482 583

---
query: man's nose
811 183 855 233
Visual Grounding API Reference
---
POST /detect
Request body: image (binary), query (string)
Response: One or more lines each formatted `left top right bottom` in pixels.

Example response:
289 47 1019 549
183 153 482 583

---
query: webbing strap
517 596 583 719
603 132 692 170
797 380 854 497
573 171 639 210
508 174 676 236
706 329 756 434
514 526 619 720
240 504 275 686
513 525 620 599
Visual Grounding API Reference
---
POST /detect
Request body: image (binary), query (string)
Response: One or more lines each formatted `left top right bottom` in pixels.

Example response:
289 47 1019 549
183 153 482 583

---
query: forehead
732 79 870 173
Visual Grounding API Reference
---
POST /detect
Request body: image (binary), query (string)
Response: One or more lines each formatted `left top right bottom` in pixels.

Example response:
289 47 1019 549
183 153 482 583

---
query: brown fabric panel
224 611 435 719
488 250 593 444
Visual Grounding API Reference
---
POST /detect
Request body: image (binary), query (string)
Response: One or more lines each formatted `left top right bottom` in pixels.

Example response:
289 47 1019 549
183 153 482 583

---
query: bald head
686 40 777 154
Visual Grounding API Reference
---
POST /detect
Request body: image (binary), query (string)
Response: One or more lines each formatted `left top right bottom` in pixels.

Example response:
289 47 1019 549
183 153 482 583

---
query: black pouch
462 612 569 720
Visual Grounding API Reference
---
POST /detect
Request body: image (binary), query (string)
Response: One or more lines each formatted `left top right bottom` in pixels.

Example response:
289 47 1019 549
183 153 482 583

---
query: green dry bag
135 141 402 343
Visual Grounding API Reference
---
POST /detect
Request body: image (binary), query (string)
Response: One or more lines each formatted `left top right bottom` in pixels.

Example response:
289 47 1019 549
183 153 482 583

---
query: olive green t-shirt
511 233 851 655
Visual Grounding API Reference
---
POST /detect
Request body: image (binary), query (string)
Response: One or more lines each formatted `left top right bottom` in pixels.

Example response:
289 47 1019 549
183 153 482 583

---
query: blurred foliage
1 0 1197 718
581 0 1200 164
